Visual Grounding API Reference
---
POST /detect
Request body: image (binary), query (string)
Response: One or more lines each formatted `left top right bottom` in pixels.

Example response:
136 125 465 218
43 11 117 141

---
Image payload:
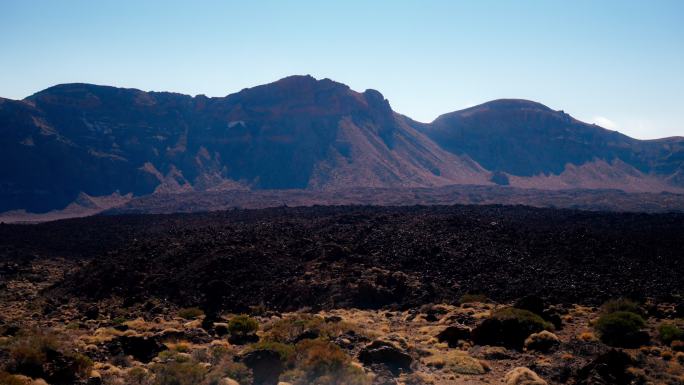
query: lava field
1 205 682 312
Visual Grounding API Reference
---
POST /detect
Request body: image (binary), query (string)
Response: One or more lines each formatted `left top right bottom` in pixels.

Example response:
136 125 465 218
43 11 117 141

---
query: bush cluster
600 298 643 316
594 309 647 348
472 307 553 350
262 314 358 344
228 315 259 337
658 322 684 345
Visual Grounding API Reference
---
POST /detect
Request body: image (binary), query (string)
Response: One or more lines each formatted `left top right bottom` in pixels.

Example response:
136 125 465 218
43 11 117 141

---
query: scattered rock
84 305 99 320
183 327 213 344
0 323 20 336
291 328 320 343
108 335 166 363
505 367 547 385
576 350 635 385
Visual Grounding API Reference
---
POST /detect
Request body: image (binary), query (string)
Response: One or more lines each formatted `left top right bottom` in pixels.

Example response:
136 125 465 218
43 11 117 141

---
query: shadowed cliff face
0 76 682 212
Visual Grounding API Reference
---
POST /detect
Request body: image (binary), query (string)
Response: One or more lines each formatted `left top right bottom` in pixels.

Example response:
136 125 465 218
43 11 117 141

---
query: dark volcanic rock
436 324 471 347
576 350 636 385
3 205 682 312
241 349 284 385
107 335 166 363
358 340 413 374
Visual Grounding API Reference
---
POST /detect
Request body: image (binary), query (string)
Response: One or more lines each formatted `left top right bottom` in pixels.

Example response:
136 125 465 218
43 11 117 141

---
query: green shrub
471 307 553 349
601 298 642 316
492 307 554 331
228 314 259 336
178 307 205 320
658 322 684 345
595 311 647 347
459 293 488 304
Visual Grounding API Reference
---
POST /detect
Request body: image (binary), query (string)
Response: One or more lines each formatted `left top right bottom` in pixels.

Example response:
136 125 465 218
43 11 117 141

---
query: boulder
109 335 166 363
291 328 320 343
213 322 230 337
184 328 213 344
358 340 412 374
436 324 471 347
576 350 635 385
242 349 284 385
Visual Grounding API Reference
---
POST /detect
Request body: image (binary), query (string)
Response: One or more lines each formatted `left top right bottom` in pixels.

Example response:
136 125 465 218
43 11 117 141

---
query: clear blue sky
1 0 682 139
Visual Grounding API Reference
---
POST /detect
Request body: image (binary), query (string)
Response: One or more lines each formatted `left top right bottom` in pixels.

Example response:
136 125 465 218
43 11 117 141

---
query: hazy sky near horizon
1 1 683 139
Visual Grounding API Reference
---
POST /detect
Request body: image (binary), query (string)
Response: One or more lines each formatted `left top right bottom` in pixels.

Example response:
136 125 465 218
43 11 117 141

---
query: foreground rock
358 340 413 374
436 324 471 347
472 307 553 350
241 349 284 385
106 335 167 363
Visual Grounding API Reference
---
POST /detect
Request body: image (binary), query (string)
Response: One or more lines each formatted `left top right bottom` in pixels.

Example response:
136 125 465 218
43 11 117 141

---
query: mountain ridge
1 75 682 213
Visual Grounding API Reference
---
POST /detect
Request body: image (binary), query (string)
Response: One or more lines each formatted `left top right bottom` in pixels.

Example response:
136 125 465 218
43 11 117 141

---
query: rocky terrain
1 75 683 214
0 205 683 384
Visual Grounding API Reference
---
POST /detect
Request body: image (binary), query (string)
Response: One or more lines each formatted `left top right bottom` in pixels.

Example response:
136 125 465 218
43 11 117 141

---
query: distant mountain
0 75 682 213
417 99 684 189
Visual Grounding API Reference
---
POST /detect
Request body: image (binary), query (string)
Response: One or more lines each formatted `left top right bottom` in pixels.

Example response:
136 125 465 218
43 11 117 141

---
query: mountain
0 76 682 213
417 99 684 190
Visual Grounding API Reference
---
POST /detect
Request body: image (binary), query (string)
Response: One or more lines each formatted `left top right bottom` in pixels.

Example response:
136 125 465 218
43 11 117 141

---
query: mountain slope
1 77 683 213
418 99 684 189
0 76 489 212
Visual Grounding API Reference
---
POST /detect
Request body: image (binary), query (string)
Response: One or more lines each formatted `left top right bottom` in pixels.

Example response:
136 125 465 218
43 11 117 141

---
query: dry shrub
281 339 370 385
